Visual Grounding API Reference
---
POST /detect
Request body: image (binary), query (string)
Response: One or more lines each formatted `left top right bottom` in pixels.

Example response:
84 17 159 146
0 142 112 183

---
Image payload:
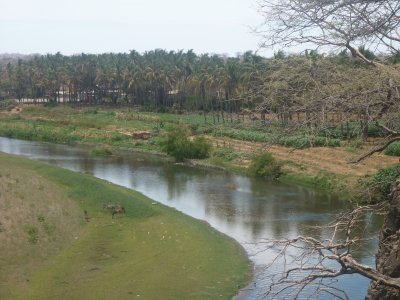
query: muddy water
0 137 380 299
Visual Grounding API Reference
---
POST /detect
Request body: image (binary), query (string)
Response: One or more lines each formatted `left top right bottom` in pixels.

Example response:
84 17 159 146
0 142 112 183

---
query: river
0 137 380 299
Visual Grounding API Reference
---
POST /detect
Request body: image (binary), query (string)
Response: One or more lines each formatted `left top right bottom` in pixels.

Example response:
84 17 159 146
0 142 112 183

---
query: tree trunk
367 180 400 300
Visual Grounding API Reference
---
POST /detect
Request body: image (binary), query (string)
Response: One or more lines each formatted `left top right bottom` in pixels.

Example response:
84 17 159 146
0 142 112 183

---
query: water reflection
0 137 380 299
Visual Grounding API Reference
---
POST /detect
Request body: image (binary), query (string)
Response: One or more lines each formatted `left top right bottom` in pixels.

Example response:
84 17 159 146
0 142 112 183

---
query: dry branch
259 204 399 298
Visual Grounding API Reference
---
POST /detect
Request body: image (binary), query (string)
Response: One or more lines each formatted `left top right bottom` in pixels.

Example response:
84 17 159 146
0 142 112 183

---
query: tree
256 0 400 155
257 1 400 65
254 1 400 297
262 203 400 299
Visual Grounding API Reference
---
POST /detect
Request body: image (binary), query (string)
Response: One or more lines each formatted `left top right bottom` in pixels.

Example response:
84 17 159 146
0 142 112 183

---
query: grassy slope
0 153 251 300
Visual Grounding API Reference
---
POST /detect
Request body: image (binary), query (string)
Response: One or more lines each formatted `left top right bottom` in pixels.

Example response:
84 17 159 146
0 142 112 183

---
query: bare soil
208 136 399 182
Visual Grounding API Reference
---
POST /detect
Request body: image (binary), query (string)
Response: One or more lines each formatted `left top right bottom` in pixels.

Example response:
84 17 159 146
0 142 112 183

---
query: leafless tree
255 0 400 160
259 204 400 299
257 0 400 65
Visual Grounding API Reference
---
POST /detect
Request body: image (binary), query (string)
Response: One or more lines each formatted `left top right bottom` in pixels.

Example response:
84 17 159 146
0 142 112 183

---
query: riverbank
0 153 251 299
1 104 398 199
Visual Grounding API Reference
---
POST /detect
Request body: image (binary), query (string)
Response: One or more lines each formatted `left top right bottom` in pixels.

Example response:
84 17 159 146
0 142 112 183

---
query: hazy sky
1 0 266 56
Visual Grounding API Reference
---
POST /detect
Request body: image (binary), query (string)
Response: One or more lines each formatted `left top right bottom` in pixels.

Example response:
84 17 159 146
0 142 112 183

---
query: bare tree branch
259 204 399 298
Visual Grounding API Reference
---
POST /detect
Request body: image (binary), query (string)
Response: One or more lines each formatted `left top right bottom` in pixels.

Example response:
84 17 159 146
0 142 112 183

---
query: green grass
278 135 340 148
1 106 344 155
0 153 251 300
91 146 112 156
213 127 276 143
212 146 240 162
212 128 340 148
280 171 349 197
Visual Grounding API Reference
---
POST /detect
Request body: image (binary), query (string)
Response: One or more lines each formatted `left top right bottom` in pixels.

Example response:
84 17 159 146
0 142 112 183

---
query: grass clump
25 225 39 244
160 126 211 161
91 147 112 157
212 147 239 162
42 222 56 235
384 142 400 156
249 152 282 179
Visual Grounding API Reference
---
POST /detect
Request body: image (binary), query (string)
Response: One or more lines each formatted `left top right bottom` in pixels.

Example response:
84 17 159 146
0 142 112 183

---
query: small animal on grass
102 204 115 210
111 205 125 219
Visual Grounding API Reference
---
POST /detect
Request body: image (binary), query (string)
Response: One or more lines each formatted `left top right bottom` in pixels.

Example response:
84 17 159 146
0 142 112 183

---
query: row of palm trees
0 50 267 112
1 49 398 132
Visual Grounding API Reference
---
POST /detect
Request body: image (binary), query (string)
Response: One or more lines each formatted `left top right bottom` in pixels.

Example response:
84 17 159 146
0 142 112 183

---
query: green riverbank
1 105 398 200
0 153 251 300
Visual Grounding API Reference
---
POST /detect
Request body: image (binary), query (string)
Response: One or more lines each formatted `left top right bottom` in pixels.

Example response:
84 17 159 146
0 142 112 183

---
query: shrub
363 165 400 202
0 99 17 111
384 142 400 157
160 126 211 161
249 153 282 179
191 136 211 159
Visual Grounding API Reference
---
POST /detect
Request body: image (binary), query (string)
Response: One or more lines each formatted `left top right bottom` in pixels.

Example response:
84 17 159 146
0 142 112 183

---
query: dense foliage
363 165 400 202
0 99 17 110
384 142 400 157
249 153 282 179
160 126 211 161
1 50 400 143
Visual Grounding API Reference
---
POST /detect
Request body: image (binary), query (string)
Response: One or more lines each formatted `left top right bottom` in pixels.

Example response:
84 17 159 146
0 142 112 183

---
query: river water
0 137 380 299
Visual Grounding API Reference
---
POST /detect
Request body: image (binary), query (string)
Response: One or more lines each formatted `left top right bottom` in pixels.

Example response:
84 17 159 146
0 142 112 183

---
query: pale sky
0 0 267 56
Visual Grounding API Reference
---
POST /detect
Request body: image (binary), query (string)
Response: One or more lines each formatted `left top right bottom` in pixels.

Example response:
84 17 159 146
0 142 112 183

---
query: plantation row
2 50 400 146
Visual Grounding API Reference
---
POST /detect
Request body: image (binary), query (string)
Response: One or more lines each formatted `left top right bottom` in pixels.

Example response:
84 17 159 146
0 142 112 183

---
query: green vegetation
0 105 398 201
91 146 112 156
279 136 340 148
249 153 282 179
384 142 400 157
212 146 240 162
282 171 348 193
0 123 78 144
362 165 400 203
160 126 211 161
0 99 17 111
0 153 251 300
214 128 340 148
1 51 399 147
25 225 39 244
